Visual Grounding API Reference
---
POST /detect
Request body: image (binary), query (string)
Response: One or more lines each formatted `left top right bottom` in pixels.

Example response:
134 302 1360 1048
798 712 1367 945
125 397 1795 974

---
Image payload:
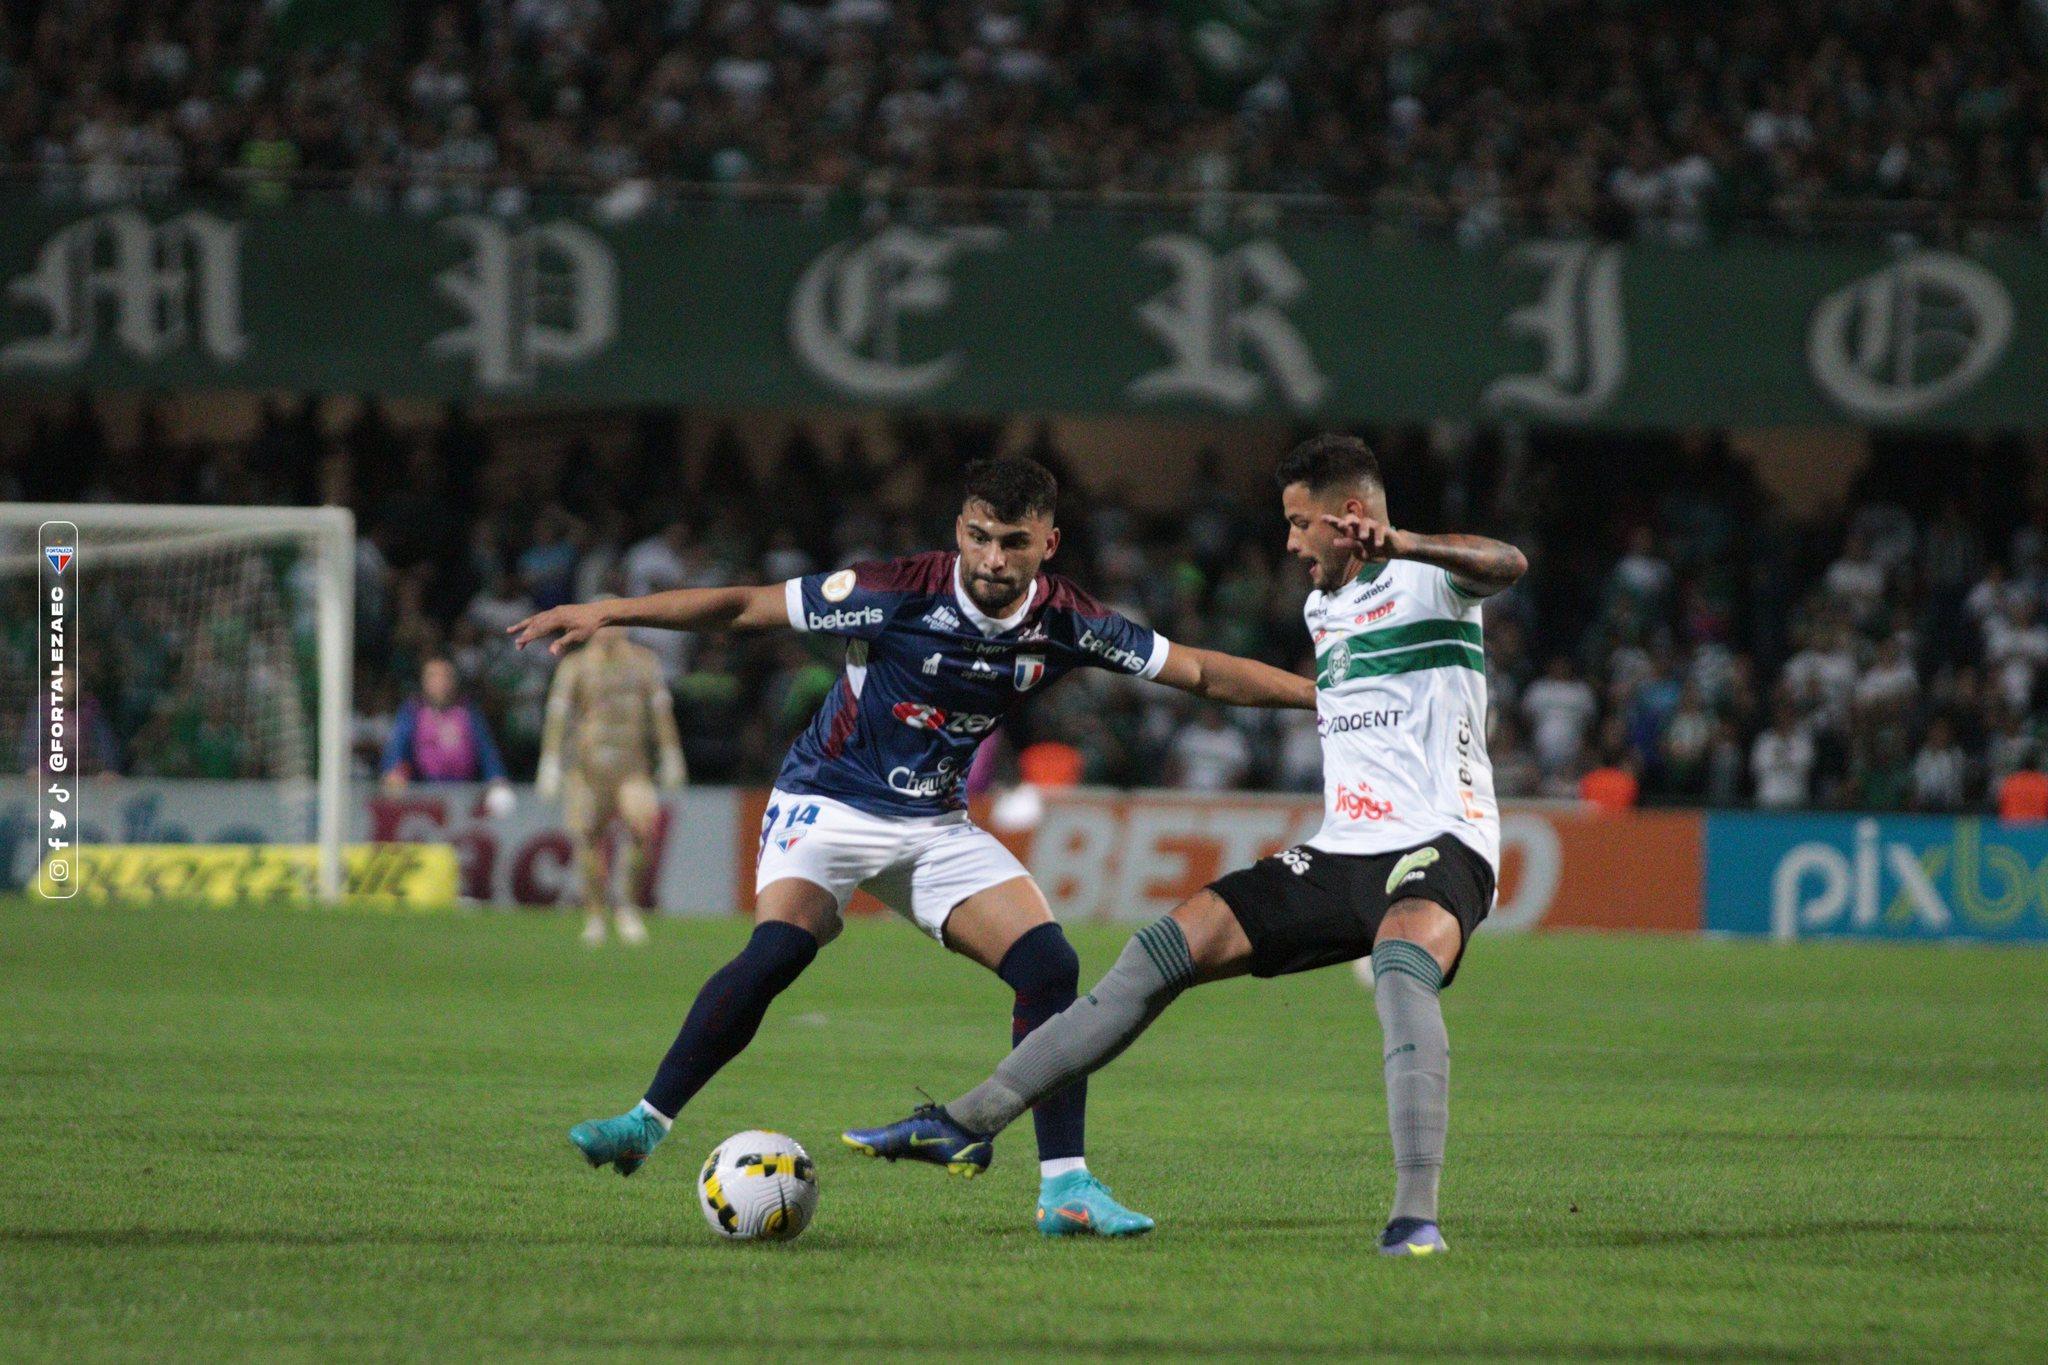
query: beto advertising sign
1705 813 2048 943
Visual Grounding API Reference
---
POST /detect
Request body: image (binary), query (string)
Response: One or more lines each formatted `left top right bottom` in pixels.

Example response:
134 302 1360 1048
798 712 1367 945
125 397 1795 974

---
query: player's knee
1377 897 1461 976
997 921 1080 1003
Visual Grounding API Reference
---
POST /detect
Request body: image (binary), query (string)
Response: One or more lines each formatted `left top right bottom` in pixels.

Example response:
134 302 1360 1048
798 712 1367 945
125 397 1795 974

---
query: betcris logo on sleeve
1705 813 2048 943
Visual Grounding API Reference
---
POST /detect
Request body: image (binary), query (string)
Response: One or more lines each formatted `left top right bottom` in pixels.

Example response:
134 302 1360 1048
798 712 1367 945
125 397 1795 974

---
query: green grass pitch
3 898 2045 1361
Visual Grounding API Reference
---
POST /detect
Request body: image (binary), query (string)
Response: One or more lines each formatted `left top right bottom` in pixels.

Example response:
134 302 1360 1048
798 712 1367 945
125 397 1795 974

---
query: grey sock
948 917 1196 1137
1372 938 1449 1223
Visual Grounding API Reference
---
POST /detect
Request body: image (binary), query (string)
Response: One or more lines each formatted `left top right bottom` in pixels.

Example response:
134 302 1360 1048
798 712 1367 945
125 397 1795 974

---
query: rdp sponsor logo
1711 814 2048 942
809 606 883 632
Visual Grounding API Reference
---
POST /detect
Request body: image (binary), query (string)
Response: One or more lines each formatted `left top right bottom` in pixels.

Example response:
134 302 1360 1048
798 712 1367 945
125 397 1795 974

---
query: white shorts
754 789 1032 940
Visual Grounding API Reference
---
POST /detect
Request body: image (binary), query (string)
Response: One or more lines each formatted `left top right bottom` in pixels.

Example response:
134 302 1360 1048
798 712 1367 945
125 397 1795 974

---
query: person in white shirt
1823 531 1886 628
1853 634 1920 722
1522 654 1598 777
1781 623 1860 732
1169 705 1254 792
1751 698 1816 808
1982 597 2048 711
1909 718 1970 811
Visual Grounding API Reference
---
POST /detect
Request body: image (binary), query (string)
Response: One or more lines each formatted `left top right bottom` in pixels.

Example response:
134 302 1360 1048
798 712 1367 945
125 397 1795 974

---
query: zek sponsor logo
1761 817 2048 941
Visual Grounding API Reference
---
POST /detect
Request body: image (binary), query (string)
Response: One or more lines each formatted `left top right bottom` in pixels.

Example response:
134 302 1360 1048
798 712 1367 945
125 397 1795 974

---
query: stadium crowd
2 0 2045 237
5 393 2045 815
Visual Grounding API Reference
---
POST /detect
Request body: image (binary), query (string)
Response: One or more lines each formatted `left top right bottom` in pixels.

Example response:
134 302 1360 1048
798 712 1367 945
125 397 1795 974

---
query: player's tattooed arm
509 584 789 655
1320 515 1528 599
1154 645 1318 710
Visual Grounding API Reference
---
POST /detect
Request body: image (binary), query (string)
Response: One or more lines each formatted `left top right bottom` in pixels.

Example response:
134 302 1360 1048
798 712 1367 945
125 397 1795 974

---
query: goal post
0 503 356 901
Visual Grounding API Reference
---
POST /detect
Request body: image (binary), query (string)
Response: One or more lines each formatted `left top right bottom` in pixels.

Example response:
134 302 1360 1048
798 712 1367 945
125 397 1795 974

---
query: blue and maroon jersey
777 551 1170 816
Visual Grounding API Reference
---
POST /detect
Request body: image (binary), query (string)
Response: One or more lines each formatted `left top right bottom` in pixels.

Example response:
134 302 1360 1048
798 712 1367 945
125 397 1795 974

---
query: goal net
0 504 354 899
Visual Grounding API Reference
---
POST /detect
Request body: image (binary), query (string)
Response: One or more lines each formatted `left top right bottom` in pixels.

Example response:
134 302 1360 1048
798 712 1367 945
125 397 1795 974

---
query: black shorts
1207 833 1495 986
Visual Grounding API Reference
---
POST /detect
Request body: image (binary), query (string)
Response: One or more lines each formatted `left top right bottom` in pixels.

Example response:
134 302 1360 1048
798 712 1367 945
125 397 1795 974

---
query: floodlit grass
3 898 2044 1360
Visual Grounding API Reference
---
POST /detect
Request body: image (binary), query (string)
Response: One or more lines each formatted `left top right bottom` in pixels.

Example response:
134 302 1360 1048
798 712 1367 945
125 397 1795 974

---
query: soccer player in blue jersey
510 457 1315 1236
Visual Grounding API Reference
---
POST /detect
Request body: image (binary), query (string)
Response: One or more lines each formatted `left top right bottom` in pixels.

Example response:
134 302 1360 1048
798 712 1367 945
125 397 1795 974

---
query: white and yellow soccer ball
697 1131 819 1242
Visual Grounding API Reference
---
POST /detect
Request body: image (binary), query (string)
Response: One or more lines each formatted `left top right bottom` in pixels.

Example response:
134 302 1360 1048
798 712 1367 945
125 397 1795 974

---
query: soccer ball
697 1130 819 1242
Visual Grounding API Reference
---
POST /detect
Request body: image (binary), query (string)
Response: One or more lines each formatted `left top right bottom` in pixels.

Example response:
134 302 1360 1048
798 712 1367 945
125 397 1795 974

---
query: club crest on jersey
1320 639 1351 686
45 546 73 575
821 568 857 602
1013 654 1045 691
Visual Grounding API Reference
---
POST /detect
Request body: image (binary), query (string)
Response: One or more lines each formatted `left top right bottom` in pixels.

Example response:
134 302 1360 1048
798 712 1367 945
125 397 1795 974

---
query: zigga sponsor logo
1318 709 1405 735
1334 781 1395 821
1078 627 1145 672
808 606 884 631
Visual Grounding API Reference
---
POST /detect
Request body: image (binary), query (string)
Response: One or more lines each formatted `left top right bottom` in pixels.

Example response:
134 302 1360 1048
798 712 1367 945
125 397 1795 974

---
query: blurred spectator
22 666 119 775
381 658 513 817
2 0 2041 236
1169 706 1252 793
1522 655 1598 778
12 391 2047 817
1982 597 2048 711
1911 717 1972 812
1752 698 1816 809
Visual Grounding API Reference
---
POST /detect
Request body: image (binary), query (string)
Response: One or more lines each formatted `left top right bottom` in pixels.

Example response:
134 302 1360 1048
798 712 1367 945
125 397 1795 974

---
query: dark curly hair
1275 434 1381 494
962 456 1059 522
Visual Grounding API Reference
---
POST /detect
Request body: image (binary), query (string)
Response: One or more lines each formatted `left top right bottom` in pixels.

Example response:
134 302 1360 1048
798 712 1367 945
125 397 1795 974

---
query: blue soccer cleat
569 1106 667 1177
1378 1216 1448 1257
840 1103 992 1178
1036 1170 1154 1238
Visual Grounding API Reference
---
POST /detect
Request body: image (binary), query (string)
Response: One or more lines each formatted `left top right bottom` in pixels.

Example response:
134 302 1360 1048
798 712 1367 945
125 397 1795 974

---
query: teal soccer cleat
1036 1170 1155 1238
569 1106 667 1177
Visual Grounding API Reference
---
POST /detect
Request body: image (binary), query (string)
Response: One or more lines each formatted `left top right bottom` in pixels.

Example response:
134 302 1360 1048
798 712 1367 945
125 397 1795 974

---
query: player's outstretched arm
1153 645 1317 710
1321 515 1528 599
508 584 790 656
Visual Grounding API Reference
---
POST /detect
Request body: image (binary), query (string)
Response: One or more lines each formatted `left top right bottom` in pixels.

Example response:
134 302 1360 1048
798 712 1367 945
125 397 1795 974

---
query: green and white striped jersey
1303 558 1498 870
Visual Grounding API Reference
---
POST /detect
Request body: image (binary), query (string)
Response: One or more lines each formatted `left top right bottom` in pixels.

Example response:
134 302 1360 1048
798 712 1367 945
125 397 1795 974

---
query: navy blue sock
643 921 819 1119
997 922 1085 1164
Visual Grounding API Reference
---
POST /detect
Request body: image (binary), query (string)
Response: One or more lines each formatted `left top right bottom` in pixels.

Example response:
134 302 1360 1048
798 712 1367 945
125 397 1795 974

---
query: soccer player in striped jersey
847 435 1527 1254
511 456 1316 1236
